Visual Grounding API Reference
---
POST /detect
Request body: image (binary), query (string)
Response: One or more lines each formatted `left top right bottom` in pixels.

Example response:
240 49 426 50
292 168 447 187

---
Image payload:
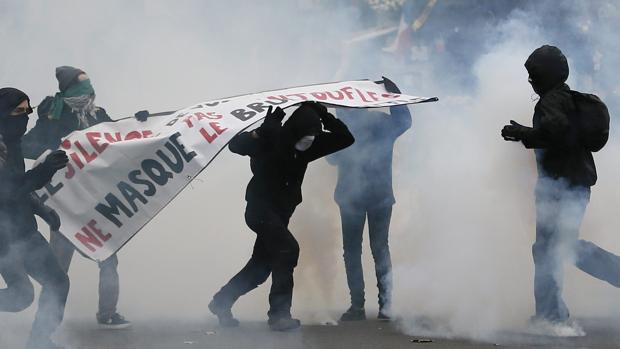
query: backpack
570 90 610 152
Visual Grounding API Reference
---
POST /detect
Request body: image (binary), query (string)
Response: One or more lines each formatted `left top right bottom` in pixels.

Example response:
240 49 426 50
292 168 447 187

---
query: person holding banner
22 66 147 329
0 87 70 349
209 102 355 331
327 77 411 322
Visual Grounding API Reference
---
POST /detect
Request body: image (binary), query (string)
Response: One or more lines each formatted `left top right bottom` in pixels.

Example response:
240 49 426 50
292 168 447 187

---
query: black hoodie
229 104 354 212
0 88 56 249
521 45 596 187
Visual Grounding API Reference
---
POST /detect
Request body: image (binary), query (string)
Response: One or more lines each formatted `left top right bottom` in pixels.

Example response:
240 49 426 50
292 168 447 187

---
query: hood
0 87 30 118
525 45 569 95
0 87 31 142
56 66 86 92
282 104 322 143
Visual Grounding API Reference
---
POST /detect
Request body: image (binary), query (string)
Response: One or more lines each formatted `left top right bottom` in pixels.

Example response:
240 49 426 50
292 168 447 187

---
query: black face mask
0 114 29 142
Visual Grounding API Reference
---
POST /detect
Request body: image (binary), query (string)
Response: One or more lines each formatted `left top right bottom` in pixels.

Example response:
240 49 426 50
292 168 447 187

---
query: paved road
3 318 620 348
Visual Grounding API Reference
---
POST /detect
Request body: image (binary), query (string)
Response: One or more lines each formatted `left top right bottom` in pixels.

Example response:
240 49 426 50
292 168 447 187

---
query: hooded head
0 87 32 142
282 103 322 149
525 45 569 96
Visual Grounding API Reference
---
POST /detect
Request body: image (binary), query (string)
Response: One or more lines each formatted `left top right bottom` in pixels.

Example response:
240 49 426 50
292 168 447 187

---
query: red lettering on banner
64 163 75 179
125 131 142 140
88 220 111 242
86 132 109 154
74 219 111 252
183 117 194 128
326 91 345 100
196 111 222 120
62 129 155 179
266 96 288 105
75 141 98 164
199 122 228 143
355 89 373 102
310 92 328 100
340 87 355 99
381 93 399 98
367 91 379 101
105 132 123 143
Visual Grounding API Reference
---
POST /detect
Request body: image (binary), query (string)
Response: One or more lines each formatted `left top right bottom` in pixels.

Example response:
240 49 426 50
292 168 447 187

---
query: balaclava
0 87 31 143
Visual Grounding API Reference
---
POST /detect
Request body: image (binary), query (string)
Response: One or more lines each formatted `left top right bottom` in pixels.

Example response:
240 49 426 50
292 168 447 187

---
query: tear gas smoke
1 0 620 346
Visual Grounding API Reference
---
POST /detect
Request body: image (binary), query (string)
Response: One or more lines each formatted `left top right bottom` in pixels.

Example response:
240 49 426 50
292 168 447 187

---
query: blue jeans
533 178 620 322
340 205 393 310
50 230 120 320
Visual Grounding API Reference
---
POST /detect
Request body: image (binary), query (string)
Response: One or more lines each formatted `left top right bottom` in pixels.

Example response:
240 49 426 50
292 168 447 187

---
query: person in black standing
22 66 147 329
327 77 411 321
209 102 354 331
0 87 70 349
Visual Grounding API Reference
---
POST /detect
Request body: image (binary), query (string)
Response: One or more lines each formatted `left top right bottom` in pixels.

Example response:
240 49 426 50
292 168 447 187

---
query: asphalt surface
3 318 620 348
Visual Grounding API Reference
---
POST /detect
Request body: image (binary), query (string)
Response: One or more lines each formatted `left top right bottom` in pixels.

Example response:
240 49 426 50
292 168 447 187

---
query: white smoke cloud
2 0 620 347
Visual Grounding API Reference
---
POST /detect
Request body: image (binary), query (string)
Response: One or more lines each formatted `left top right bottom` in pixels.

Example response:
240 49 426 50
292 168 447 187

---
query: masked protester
21 66 146 329
0 88 70 349
327 77 411 322
209 102 354 331
502 45 620 331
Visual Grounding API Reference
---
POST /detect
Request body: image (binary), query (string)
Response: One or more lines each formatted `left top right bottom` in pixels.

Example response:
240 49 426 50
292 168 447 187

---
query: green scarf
48 79 95 120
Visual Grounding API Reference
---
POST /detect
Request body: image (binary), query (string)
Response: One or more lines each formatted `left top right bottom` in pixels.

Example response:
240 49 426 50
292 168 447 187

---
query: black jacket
229 115 354 212
22 96 112 160
327 105 411 208
0 139 55 247
521 83 596 187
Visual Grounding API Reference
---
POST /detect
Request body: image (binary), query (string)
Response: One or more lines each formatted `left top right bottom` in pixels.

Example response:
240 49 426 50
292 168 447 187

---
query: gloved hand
304 101 328 116
256 106 285 138
41 150 69 171
381 76 401 94
501 120 531 141
135 110 150 122
319 111 339 130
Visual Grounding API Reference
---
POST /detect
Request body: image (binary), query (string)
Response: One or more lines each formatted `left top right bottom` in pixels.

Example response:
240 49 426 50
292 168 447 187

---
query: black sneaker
340 306 366 321
268 317 301 331
97 313 132 330
208 299 240 327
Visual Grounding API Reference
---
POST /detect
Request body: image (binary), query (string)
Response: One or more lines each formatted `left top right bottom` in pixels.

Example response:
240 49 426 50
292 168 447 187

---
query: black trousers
340 204 393 309
213 201 299 319
0 232 69 341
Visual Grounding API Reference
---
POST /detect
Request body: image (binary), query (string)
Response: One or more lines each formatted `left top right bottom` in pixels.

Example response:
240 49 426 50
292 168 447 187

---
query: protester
22 66 148 329
502 45 620 331
0 87 70 349
328 77 411 321
209 102 355 331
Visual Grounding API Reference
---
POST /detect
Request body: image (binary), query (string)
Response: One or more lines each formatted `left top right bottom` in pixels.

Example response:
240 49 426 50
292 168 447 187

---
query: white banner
34 80 437 261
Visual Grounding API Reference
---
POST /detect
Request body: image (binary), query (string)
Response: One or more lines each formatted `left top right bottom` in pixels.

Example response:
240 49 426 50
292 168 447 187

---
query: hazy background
2 0 620 343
